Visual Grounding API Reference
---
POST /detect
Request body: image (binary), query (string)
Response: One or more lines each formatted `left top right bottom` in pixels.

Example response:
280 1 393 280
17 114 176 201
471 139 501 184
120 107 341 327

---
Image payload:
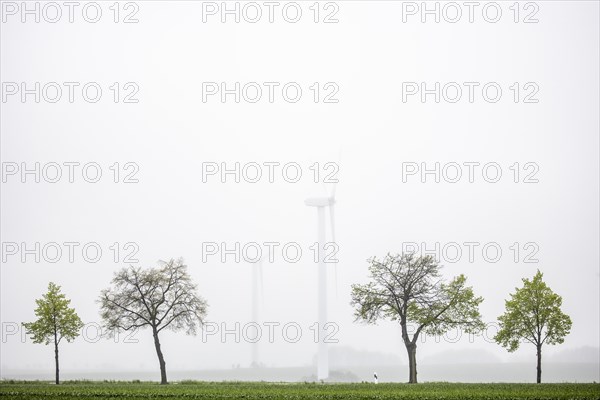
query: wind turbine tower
251 258 263 367
304 188 337 381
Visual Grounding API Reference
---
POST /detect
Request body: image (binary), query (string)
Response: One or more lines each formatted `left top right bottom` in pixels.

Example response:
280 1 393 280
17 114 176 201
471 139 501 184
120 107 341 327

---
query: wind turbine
305 183 337 380
250 257 264 368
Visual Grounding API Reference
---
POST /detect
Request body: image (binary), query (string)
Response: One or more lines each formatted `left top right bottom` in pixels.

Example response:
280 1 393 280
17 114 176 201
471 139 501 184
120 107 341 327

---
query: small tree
22 282 84 384
351 253 484 383
99 258 208 384
495 270 572 383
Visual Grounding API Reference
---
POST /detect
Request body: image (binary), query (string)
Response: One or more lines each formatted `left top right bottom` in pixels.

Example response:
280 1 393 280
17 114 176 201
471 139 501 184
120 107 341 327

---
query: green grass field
1 381 599 399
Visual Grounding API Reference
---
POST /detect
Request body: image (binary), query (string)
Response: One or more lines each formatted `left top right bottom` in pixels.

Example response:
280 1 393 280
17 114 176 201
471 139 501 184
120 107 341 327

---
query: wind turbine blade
251 262 258 324
329 204 336 245
329 204 338 299
331 147 342 199
259 258 264 306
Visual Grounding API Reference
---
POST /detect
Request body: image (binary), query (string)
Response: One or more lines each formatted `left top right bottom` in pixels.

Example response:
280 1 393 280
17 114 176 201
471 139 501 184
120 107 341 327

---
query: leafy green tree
22 282 84 384
495 270 572 383
351 253 484 383
99 258 208 384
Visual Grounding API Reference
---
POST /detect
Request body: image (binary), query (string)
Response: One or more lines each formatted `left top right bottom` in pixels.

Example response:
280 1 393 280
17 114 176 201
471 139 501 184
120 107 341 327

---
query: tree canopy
23 282 83 345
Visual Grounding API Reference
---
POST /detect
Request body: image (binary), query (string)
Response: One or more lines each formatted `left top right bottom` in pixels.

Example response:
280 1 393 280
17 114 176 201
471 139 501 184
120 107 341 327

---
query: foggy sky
1 1 599 382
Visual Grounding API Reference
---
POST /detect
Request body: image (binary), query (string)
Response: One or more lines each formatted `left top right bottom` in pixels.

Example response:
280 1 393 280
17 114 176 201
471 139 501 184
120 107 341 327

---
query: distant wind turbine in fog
305 182 338 381
250 257 264 367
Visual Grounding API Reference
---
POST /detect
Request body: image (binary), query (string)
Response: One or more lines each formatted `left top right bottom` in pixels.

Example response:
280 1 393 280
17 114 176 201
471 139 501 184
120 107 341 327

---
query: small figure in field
373 372 378 384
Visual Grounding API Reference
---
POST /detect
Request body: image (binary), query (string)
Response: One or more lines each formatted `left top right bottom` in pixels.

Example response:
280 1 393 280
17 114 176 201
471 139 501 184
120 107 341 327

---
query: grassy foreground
0 381 599 399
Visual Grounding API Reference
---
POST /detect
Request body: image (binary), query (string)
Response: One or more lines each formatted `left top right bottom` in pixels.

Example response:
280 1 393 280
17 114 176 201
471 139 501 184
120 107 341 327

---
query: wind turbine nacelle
304 197 335 207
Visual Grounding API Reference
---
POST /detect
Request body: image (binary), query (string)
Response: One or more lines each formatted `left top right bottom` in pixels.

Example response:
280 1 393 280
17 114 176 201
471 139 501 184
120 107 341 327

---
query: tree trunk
54 337 59 384
153 329 168 384
536 344 542 384
406 343 418 384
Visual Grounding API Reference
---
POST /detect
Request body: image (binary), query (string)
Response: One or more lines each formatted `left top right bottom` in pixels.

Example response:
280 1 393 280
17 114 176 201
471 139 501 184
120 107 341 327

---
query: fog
1 1 598 383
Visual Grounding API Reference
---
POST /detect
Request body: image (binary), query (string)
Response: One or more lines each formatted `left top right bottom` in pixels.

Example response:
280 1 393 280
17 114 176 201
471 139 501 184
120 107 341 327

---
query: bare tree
99 258 208 384
351 253 484 383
